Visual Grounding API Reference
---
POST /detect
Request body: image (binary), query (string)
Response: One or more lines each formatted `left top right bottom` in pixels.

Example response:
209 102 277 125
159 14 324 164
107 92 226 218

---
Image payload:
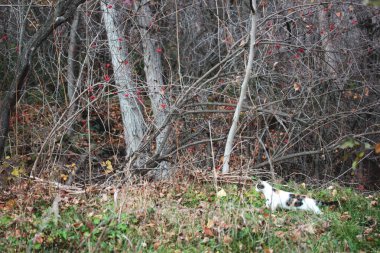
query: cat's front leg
270 202 277 211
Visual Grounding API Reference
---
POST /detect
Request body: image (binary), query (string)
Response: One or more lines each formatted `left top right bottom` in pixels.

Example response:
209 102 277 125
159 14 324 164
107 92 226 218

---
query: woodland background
1 0 380 189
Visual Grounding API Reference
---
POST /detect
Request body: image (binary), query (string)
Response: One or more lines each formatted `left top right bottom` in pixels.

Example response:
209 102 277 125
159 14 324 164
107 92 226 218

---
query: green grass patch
0 181 379 252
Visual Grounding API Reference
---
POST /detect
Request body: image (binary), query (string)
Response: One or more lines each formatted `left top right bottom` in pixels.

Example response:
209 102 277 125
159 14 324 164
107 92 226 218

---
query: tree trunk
135 0 172 178
318 2 337 77
101 1 146 157
67 10 80 102
222 0 257 174
0 0 85 158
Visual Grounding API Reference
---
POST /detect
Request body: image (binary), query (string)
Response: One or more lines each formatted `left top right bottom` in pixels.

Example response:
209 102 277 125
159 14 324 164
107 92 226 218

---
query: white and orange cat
256 181 337 214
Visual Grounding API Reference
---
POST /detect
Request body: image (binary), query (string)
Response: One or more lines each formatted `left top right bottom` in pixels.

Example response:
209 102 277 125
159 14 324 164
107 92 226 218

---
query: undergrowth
0 180 379 252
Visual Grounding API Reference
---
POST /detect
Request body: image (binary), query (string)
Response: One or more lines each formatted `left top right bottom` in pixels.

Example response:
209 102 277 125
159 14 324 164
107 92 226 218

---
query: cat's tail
316 200 339 206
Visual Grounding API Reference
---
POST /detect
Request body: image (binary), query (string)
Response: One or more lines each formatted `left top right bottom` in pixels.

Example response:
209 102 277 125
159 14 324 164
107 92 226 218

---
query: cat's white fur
256 181 322 214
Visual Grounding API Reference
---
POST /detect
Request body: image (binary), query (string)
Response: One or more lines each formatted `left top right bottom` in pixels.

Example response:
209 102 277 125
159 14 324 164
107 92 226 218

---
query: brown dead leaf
86 222 95 231
317 221 331 234
203 226 214 237
263 212 270 218
14 229 21 238
298 224 315 235
291 229 302 242
364 87 370 96
366 236 374 241
202 237 210 243
370 200 378 207
293 82 301 92
275 230 286 238
340 212 352 221
223 235 233 244
5 199 16 210
375 143 380 154
198 201 209 209
344 239 350 251
322 221 331 229
33 233 44 244
263 247 273 253
365 216 377 228
153 241 161 250
364 227 373 235
73 222 83 228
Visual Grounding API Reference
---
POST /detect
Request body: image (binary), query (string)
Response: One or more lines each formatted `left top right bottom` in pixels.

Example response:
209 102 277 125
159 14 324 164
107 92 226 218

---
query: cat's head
256 181 272 192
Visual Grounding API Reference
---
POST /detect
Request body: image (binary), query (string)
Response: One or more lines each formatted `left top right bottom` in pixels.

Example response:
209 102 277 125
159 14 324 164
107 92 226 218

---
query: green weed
0 182 379 252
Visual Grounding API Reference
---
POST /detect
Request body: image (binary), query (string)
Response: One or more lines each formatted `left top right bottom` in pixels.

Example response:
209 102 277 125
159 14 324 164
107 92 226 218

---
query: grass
0 180 379 252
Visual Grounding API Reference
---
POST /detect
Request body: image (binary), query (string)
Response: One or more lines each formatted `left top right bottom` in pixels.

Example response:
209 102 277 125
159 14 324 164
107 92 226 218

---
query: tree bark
0 0 85 158
135 0 172 178
318 2 337 77
222 0 257 174
101 1 146 157
67 10 80 102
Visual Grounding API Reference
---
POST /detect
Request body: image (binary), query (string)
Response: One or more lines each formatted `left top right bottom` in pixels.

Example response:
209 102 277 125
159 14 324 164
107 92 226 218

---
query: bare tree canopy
0 0 379 188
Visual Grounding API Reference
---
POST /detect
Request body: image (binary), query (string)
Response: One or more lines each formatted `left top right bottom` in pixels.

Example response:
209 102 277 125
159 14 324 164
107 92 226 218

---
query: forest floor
0 177 379 252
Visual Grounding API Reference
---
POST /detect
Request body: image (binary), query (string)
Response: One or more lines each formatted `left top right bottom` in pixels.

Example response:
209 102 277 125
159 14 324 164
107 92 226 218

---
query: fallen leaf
223 235 233 244
60 174 68 181
202 237 210 243
364 87 369 96
14 229 21 238
263 247 273 253
153 241 160 250
356 234 363 241
5 199 16 210
367 236 375 241
293 82 301 92
275 231 286 238
318 221 331 234
217 188 227 198
340 212 352 221
101 194 108 202
11 167 25 177
365 216 377 227
299 224 315 234
364 227 373 235
73 222 83 228
291 229 302 242
206 219 214 228
344 239 350 251
203 226 214 237
370 200 378 207
375 143 380 154
33 233 44 244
